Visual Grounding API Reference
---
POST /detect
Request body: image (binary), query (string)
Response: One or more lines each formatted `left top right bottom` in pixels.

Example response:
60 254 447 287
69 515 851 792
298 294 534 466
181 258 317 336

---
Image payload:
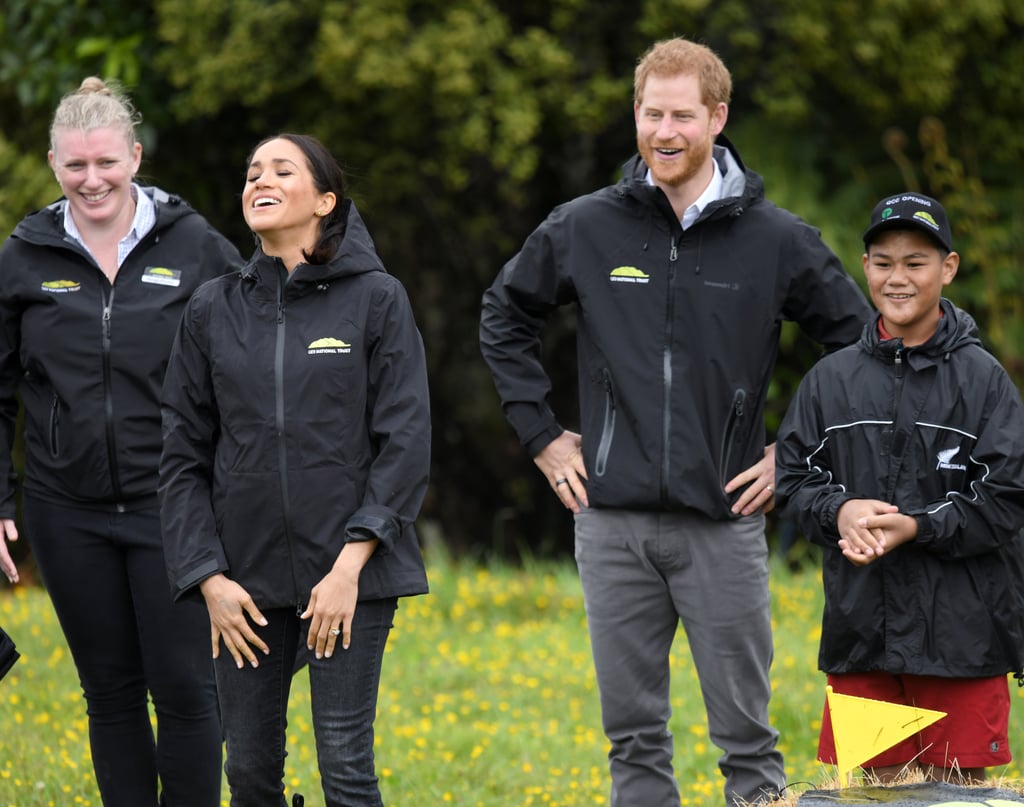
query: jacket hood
241 198 385 289
860 297 982 360
618 134 765 216
12 186 196 246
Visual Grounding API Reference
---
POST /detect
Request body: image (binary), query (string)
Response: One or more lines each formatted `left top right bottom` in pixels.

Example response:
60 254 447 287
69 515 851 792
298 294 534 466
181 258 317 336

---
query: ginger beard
636 128 714 188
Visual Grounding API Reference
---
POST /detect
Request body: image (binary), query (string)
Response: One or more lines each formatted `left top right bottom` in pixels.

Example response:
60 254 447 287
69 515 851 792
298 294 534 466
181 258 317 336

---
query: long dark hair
247 133 349 265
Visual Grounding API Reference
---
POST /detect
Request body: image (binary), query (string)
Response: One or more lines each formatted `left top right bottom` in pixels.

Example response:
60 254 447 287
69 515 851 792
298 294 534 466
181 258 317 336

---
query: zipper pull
602 369 615 408
730 388 746 419
669 242 678 262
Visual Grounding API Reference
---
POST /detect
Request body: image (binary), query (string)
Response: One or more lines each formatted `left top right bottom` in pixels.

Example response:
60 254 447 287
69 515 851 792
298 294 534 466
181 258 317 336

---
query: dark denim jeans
216 598 397 807
24 495 222 807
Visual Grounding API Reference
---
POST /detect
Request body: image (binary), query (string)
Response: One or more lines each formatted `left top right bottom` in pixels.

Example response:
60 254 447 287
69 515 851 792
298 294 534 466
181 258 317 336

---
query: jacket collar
241 199 386 291
860 297 982 365
618 133 765 224
13 185 190 247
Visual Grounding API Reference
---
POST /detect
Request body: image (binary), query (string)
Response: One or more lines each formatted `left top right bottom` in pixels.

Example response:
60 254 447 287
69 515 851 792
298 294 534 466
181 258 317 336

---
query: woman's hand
199 573 269 669
0 519 19 584
301 540 378 658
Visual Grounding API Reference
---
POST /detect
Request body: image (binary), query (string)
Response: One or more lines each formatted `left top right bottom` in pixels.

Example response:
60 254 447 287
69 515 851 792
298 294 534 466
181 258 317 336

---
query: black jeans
216 599 396 807
24 495 222 807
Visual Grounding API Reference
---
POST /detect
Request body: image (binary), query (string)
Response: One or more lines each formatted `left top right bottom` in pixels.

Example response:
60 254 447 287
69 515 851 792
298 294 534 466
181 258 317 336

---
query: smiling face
863 228 959 346
242 137 335 262
634 71 726 195
48 125 141 232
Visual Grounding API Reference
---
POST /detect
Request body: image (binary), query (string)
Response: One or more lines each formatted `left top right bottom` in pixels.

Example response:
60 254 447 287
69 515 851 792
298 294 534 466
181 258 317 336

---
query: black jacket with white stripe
776 298 1024 677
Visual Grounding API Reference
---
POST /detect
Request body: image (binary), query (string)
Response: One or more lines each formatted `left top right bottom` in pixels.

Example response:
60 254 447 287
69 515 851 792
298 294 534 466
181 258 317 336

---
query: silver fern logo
936 447 967 471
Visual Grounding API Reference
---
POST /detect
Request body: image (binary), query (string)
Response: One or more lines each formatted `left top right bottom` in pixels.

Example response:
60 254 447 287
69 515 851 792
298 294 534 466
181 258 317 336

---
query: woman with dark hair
159 134 431 807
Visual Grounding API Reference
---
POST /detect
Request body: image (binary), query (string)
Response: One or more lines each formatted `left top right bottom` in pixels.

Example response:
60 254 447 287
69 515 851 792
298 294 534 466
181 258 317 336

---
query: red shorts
818 672 1011 769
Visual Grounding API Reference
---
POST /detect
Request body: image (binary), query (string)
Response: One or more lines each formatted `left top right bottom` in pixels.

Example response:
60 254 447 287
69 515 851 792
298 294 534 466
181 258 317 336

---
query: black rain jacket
159 201 430 608
776 299 1024 677
480 137 871 517
0 188 242 513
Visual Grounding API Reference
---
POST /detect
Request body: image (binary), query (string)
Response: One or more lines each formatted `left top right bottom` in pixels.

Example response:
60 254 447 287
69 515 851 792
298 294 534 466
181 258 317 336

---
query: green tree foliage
1 1 1021 555
0 0 159 233
0 0 149 109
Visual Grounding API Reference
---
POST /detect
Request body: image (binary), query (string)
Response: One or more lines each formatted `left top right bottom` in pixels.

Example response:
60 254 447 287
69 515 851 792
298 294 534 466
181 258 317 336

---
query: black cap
863 192 953 253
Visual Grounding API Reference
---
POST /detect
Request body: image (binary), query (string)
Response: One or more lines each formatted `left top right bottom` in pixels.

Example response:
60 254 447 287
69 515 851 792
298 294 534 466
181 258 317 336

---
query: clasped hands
836 499 918 566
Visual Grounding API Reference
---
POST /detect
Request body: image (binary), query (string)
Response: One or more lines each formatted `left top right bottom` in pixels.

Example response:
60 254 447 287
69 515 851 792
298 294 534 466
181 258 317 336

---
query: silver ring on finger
765 484 774 494
555 478 569 487
330 628 341 636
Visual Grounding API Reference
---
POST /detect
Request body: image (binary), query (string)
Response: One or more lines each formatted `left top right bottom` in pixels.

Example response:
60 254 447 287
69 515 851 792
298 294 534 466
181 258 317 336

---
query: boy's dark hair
863 192 953 254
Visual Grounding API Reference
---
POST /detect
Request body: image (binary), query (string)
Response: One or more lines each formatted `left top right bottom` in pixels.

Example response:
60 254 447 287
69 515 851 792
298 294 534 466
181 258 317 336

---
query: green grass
2 554 1023 806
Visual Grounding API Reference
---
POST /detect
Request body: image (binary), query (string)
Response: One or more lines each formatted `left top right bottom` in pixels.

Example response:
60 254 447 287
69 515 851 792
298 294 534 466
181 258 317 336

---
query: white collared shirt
645 158 723 230
63 184 156 268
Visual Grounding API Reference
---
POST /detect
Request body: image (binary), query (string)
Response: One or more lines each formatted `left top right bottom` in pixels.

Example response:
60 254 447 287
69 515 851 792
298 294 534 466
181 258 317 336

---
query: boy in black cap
775 192 1024 783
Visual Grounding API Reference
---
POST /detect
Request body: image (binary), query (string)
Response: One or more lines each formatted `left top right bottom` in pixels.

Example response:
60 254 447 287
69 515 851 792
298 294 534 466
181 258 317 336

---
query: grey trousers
574 507 785 807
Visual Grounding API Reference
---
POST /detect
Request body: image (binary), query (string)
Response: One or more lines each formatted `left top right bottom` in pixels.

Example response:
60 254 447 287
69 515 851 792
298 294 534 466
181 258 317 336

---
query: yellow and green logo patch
308 337 352 355
609 266 650 284
41 280 81 293
141 266 182 287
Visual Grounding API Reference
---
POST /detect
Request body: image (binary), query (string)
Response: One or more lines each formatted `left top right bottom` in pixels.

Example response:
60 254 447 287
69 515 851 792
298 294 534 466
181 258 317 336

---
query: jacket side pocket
718 388 747 485
48 393 61 459
594 368 617 478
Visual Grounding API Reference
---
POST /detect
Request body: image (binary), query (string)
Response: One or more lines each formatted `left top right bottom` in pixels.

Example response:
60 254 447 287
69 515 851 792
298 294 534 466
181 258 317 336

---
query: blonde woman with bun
0 77 243 806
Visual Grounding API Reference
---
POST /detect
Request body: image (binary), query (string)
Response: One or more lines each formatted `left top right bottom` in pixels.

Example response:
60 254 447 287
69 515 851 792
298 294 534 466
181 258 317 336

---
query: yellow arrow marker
825 685 947 778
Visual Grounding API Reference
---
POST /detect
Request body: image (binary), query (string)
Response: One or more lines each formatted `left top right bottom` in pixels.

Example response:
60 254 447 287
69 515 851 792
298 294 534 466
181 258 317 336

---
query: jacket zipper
275 286 303 613
594 369 616 477
660 237 680 506
100 286 124 502
885 345 906 502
